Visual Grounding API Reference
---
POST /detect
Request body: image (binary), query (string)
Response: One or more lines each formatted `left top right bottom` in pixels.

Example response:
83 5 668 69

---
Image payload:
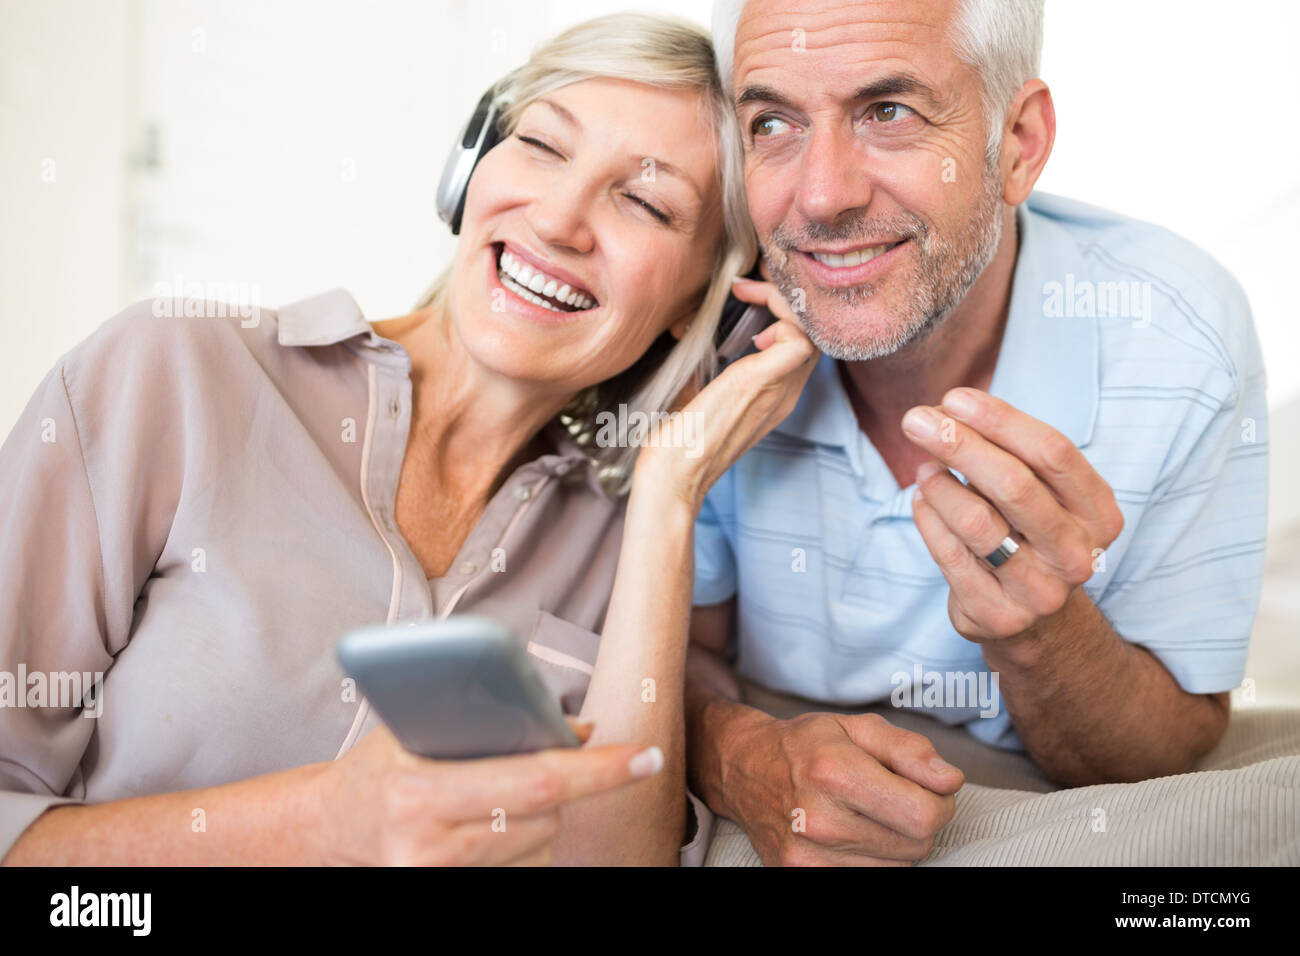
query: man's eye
869 102 915 122
751 115 792 138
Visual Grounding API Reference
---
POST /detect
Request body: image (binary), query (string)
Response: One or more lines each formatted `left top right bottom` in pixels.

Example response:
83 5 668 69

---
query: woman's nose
524 181 596 255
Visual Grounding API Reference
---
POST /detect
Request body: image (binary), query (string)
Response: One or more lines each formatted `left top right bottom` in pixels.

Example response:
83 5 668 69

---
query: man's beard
765 166 1005 361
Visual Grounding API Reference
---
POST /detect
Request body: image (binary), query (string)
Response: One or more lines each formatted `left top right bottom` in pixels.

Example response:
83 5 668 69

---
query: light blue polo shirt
693 191 1269 750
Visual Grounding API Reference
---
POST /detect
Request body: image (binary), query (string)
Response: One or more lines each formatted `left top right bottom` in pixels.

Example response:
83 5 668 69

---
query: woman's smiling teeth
498 247 597 312
808 242 900 267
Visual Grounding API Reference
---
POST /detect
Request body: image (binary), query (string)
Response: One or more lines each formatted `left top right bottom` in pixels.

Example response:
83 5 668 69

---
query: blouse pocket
525 609 601 716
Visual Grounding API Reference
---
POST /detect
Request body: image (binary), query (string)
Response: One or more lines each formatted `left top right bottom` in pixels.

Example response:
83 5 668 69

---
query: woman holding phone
0 13 814 866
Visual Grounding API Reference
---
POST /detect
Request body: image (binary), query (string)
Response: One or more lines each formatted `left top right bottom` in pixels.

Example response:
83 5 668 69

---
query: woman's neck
373 300 568 501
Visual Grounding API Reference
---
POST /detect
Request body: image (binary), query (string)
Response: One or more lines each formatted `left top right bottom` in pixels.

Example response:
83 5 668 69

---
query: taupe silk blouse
0 288 709 864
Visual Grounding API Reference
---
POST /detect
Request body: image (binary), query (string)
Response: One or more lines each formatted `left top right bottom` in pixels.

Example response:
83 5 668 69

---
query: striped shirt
692 192 1269 750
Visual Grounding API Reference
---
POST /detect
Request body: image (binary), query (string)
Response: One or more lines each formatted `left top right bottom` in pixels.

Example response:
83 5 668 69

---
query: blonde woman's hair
414 12 756 494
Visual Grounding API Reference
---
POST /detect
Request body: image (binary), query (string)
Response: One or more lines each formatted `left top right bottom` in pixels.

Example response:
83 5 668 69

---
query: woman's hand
639 278 818 512
311 721 661 866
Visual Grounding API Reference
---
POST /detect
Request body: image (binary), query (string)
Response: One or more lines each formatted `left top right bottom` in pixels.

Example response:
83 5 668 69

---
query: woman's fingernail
902 406 942 440
629 746 664 778
752 328 775 349
930 756 958 774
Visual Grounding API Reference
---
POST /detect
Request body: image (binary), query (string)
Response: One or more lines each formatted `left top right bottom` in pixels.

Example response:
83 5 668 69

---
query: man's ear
999 79 1056 206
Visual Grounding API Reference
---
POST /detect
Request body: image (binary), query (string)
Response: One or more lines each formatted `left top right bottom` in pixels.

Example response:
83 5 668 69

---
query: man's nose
793 125 873 226
524 177 596 255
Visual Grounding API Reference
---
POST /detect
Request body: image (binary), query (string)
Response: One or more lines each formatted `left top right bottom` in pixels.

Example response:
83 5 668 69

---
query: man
687 0 1268 865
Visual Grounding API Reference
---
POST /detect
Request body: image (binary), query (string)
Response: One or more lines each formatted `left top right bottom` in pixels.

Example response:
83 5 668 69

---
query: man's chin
800 300 936 362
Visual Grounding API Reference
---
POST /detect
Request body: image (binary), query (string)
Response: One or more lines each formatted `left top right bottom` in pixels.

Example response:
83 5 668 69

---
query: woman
0 13 815 866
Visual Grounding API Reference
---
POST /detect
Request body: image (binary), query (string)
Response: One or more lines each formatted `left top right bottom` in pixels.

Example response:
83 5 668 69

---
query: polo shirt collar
986 200 1099 448
774 199 1100 454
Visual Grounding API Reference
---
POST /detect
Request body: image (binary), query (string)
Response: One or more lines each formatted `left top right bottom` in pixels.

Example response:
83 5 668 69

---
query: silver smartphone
336 615 579 759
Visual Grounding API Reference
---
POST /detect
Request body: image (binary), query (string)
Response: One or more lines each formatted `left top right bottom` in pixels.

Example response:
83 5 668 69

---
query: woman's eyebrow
530 99 704 206
630 154 703 204
535 97 580 127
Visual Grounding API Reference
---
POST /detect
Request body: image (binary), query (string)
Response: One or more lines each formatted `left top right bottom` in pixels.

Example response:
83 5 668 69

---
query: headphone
436 85 504 235
434 83 765 360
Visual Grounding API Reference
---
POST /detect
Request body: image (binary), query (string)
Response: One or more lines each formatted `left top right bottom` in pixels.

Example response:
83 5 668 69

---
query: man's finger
939 388 1121 539
915 465 1078 622
912 475 1005 614
807 728 960 840
841 712 966 799
902 405 1077 557
913 478 1053 637
915 461 1014 562
794 792 944 862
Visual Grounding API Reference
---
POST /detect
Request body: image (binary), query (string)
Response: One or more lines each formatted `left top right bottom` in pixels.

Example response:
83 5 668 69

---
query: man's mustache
769 214 927 252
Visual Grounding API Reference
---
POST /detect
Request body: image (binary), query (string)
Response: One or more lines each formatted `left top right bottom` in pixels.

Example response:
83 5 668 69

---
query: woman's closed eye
514 130 677 227
624 192 670 225
516 133 563 157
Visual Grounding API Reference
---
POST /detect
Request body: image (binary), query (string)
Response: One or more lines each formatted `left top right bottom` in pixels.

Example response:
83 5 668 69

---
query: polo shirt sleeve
692 467 738 607
1094 294 1268 696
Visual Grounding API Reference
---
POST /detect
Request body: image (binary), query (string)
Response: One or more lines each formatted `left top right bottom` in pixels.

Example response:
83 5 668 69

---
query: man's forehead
733 0 963 97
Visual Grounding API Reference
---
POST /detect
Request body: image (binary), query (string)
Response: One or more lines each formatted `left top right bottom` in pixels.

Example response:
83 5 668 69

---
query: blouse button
554 461 572 476
458 561 477 575
513 485 532 501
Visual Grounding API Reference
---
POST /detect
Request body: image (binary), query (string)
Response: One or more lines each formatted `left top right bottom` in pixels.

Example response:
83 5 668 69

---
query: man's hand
720 709 964 866
902 387 1124 643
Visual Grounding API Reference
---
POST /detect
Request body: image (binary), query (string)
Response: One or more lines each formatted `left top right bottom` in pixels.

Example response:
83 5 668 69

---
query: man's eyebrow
736 84 797 111
736 74 941 111
854 73 940 105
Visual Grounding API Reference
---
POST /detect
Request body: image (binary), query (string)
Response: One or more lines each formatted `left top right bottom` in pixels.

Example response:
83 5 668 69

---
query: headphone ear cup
436 86 504 235
452 103 503 234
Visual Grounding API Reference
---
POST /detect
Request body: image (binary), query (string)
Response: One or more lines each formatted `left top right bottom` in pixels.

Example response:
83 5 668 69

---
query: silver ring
983 536 1019 568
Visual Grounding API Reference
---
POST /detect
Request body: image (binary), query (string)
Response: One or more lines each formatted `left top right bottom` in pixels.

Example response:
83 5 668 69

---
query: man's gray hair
711 0 1044 160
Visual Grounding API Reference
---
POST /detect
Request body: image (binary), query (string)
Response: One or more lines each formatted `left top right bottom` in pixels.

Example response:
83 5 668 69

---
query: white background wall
3 0 1297 525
